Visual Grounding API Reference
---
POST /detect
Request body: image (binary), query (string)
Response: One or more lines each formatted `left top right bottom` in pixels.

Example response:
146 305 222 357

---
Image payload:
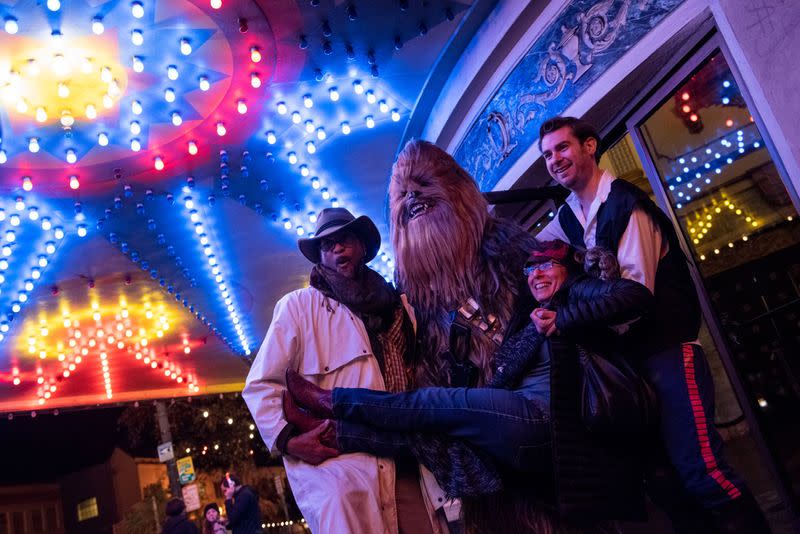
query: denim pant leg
642 343 748 508
336 420 414 459
332 387 549 469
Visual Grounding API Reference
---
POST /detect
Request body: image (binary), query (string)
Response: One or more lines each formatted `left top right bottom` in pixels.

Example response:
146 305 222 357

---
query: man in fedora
243 207 448 534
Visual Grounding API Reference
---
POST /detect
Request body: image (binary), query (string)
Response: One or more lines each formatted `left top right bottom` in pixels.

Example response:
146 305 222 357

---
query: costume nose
406 191 418 200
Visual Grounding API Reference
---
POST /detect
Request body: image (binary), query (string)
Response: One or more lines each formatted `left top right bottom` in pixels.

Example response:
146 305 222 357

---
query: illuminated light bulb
379 100 389 113
391 109 401 122
316 127 326 140
266 131 277 144
38 255 48 267
130 121 141 135
131 1 144 17
689 114 698 122
54 227 65 240
291 111 302 124
681 92 690 101
725 119 734 127
306 141 316 154
331 198 340 208
287 151 298 164
198 76 210 91
341 121 351 135
250 47 261 62
132 100 142 115
66 149 77 164
131 29 144 46
85 104 97 119
60 110 74 127
311 177 320 189
164 88 175 102
47 0 61 10
92 17 104 34
304 120 315 133
303 94 313 108
187 141 198 155
35 107 47 123
0 150 6 164
69 176 80 190
154 156 164 170
4 17 19 34
365 115 375 128
167 65 178 80
210 0 222 8
180 38 192 56
353 80 364 94
22 176 33 192
276 101 288 114
45 241 55 254
102 94 113 109
283 218 292 230
321 188 330 200
309 212 318 223
131 138 141 152
216 122 226 136
5 230 14 242
16 98 29 113
296 226 305 236
299 164 310 176
365 90 376 104
132 56 144 72
98 132 109 146
57 82 70 98
237 100 247 114
250 73 261 88
329 87 339 101
171 112 182 126
29 138 40 153
722 97 730 105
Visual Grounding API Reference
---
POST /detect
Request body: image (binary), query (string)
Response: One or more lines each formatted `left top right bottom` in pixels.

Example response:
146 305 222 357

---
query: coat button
324 366 329 371
362 349 367 353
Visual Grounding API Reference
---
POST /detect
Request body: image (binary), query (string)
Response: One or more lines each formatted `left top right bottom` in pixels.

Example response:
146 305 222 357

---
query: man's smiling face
541 126 597 192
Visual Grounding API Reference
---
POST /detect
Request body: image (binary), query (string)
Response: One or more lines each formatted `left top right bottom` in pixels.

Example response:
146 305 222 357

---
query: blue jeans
332 387 549 471
641 342 748 508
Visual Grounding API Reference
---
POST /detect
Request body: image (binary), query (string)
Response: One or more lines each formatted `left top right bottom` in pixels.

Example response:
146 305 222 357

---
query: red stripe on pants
682 344 742 500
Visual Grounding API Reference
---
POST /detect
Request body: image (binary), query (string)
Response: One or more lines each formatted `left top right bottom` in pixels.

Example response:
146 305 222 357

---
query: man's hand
222 483 236 500
531 308 558 336
285 420 339 465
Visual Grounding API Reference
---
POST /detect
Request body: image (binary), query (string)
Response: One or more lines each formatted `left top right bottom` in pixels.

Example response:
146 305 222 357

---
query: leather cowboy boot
286 368 334 418
282 390 323 433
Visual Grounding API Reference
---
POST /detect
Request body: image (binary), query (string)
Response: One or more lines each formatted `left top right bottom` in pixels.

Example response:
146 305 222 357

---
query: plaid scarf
310 264 410 392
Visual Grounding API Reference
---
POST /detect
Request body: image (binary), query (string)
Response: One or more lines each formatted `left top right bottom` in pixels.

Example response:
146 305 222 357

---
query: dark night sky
0 408 127 485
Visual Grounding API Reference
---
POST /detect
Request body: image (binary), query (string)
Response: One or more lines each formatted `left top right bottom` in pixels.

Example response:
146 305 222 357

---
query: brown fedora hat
298 207 381 264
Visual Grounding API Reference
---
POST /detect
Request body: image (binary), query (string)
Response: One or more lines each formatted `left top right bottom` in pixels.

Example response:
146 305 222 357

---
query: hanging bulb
130 121 141 135
60 110 74 127
353 80 364 94
103 94 113 109
287 152 298 164
92 17 104 35
316 127 326 140
35 107 47 123
131 139 141 152
265 131 277 144
164 88 175 102
167 65 179 80
180 38 192 56
216 122 226 136
250 73 261 88
303 94 313 108
4 17 19 34
66 149 77 164
154 156 164 170
98 132 109 146
22 177 33 192
365 90 376 104
132 56 144 72
365 115 375 128
250 47 261 62
85 104 97 119
171 112 182 126
329 87 340 101
57 83 70 98
29 138 40 153
131 100 143 115
69 176 80 190
391 109 401 122
187 141 198 155
210 0 222 8
131 29 144 46
47 0 61 12
304 120 315 133
379 100 389 113
237 100 247 114
131 1 144 18
291 111 301 124
341 121 351 135
16 99 29 113
306 141 316 154
198 76 210 91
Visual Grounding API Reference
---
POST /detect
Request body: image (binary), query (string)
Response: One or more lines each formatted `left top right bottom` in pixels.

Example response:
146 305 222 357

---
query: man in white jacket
243 208 450 534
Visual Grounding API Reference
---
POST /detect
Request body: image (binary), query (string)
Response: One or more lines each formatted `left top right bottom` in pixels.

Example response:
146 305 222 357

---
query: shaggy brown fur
389 140 534 385
390 140 586 532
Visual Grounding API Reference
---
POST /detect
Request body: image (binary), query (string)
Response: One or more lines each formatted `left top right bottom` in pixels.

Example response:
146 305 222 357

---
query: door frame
625 31 800 519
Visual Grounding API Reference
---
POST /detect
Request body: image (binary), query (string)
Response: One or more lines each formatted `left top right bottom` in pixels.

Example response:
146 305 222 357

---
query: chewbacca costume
389 140 646 533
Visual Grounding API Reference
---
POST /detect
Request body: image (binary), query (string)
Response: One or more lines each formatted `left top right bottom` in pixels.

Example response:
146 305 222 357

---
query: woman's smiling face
527 260 568 302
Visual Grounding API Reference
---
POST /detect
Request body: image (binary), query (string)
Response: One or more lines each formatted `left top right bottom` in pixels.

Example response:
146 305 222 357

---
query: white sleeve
617 208 665 294
535 208 570 243
242 294 301 454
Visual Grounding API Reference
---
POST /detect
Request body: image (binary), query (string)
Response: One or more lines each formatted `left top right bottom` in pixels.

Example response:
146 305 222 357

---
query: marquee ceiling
0 0 471 412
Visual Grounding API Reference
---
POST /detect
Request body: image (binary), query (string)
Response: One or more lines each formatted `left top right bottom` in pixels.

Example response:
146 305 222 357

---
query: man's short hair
538 116 602 163
165 498 186 517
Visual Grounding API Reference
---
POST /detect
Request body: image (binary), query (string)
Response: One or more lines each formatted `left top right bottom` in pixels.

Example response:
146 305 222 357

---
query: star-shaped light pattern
14 288 200 407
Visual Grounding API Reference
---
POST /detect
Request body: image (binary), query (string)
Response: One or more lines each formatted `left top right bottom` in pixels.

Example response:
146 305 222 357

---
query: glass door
628 37 800 524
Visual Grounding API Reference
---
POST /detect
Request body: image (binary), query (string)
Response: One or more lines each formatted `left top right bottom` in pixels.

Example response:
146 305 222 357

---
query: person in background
203 503 227 534
535 115 770 533
162 498 200 534
222 472 262 534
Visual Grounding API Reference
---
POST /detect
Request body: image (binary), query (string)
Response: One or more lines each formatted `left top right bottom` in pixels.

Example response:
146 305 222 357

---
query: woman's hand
531 308 558 336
